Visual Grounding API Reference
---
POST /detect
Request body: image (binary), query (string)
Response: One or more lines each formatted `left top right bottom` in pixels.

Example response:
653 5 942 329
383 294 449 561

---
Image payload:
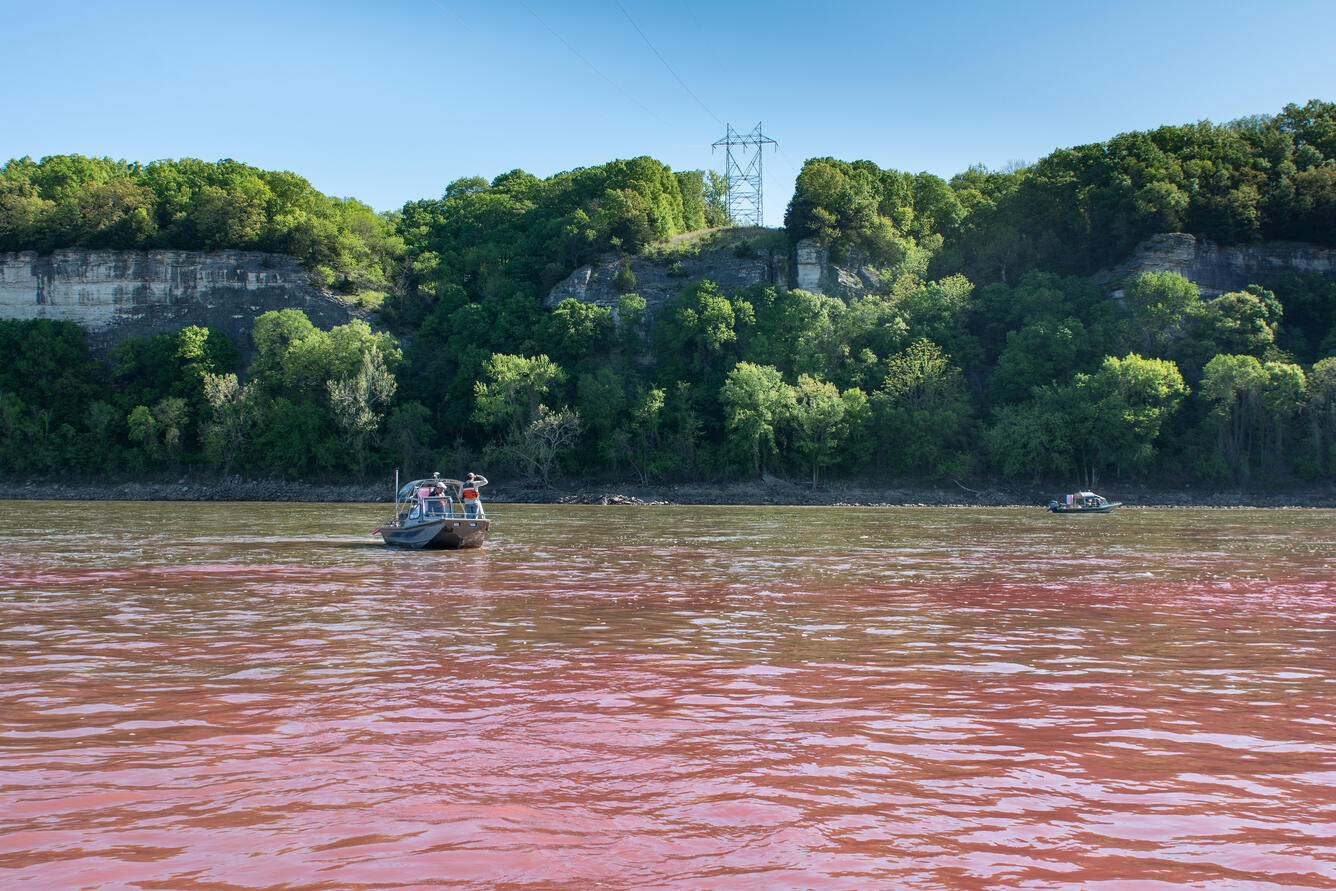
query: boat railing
402 496 487 521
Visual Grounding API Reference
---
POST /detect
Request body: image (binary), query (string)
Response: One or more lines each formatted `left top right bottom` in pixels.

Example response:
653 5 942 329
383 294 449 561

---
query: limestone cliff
1093 233 1336 298
546 229 1336 323
542 229 882 319
543 230 785 320
0 249 364 353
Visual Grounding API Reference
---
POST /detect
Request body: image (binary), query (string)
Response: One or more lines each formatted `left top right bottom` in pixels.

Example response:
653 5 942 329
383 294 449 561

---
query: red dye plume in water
2 503 1335 888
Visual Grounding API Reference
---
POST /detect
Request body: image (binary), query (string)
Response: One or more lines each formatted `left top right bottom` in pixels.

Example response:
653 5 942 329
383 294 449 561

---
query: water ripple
1 503 1335 888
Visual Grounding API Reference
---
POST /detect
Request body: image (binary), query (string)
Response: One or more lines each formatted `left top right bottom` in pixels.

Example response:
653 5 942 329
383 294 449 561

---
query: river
2 502 1334 889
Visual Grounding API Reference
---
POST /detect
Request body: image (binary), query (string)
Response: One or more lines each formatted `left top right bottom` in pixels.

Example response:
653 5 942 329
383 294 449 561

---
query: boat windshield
398 479 463 500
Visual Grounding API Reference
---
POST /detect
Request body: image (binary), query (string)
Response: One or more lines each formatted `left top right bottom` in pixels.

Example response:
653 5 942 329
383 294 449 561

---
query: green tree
1075 354 1187 481
0 319 102 432
702 170 731 227
382 401 435 474
985 393 1077 483
719 362 794 476
472 353 566 441
82 400 121 471
126 404 157 463
873 339 974 475
0 391 32 471
1201 354 1269 480
656 280 752 379
153 397 189 469
1305 357 1336 475
1259 361 1306 470
544 298 613 367
201 372 257 477
1123 271 1202 355
743 286 846 380
327 347 397 479
790 374 854 488
518 405 582 486
626 386 666 485
613 258 637 293
576 368 629 467
989 317 1088 404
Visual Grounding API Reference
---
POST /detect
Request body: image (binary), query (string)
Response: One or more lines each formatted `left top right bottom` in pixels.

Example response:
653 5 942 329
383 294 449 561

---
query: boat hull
380 517 489 549
1048 503 1121 513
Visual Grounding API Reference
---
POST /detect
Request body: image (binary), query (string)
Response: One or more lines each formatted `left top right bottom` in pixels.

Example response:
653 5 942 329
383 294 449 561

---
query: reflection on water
2 502 1335 889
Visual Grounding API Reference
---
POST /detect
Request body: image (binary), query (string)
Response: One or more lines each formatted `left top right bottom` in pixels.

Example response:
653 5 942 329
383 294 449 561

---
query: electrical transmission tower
712 123 777 227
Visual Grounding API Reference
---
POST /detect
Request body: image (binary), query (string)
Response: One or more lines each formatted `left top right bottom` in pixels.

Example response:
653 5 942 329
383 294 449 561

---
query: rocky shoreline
4 474 1336 508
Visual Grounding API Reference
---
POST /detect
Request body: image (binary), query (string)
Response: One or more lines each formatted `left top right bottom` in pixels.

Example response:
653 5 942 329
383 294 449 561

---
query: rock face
1094 233 1336 297
542 231 883 320
543 240 785 322
793 239 884 298
0 249 363 353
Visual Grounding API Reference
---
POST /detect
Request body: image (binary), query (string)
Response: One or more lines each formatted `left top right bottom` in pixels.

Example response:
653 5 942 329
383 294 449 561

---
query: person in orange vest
462 472 488 518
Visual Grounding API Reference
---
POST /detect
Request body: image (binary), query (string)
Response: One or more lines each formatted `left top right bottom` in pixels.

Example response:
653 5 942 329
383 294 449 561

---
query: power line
422 0 506 54
515 0 669 127
612 0 723 128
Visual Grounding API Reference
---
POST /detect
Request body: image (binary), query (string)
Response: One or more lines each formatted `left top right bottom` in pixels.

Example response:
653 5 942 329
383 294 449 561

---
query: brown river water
1 502 1334 890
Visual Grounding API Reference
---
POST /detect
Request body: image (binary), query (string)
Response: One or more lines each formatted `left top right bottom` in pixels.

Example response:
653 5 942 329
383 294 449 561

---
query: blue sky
4 0 1333 226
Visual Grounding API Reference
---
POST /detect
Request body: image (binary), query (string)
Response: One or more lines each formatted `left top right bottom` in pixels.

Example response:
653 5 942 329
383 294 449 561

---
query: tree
1123 271 1202 355
327 347 397 479
1201 354 1269 480
656 280 752 378
985 393 1076 482
249 309 319 390
1201 287 1283 357
126 404 157 463
616 292 648 356
83 400 120 471
249 311 401 409
790 375 848 488
544 299 613 367
1259 361 1306 470
896 274 979 368
874 339 974 475
1176 286 1284 372
472 353 566 441
626 386 666 485
383 401 435 474
201 372 257 477
1305 357 1336 475
0 391 31 470
576 368 628 467
744 286 846 380
719 362 794 476
613 259 637 293
517 405 582 485
989 317 1088 404
1075 354 1187 480
703 170 731 227
152 397 189 469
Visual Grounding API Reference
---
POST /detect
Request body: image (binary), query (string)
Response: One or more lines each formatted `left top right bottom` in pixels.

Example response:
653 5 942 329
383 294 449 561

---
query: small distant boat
374 473 489 549
1048 491 1121 513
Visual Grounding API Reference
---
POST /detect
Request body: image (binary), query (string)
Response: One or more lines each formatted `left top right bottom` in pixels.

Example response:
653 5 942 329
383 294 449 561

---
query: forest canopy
0 155 404 293
4 100 1336 490
784 100 1336 284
